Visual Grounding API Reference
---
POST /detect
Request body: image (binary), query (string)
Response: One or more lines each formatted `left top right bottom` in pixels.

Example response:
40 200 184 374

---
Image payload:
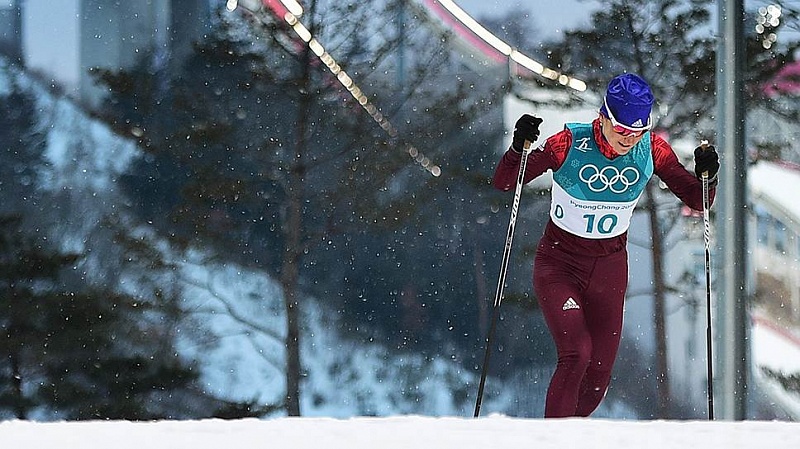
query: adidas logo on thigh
562 297 580 311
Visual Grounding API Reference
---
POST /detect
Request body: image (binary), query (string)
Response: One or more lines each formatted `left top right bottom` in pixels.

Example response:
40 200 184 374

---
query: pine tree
0 73 233 420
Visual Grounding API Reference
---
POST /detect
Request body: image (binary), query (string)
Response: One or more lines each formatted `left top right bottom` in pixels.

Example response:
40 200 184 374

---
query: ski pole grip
699 140 709 178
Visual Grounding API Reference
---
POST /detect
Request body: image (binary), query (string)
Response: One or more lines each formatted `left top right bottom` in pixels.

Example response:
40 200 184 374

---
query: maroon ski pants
533 238 628 418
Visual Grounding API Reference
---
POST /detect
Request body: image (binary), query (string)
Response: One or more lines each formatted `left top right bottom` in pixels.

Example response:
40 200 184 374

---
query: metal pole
716 0 749 420
701 141 714 420
474 140 531 417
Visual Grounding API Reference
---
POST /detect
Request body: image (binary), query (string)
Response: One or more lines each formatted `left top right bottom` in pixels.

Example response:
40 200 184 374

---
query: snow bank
1 415 799 449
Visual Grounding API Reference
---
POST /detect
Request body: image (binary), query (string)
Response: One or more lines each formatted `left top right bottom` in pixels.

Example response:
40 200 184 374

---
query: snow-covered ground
1 415 799 448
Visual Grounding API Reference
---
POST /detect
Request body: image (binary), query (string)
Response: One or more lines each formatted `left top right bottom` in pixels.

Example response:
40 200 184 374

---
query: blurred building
662 155 800 419
7 0 210 108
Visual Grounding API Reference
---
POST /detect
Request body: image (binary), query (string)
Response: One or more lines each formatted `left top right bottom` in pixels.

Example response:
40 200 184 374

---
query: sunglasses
604 96 651 137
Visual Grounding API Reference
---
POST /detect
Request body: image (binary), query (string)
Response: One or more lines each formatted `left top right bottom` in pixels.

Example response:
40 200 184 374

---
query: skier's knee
557 342 592 372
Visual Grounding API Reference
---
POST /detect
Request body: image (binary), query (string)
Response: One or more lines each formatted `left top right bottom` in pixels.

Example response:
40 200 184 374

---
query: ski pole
474 139 532 418
700 140 714 421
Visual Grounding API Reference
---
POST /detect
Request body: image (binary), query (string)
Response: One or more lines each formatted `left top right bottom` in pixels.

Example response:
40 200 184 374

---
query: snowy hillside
1 56 522 419
174 255 506 417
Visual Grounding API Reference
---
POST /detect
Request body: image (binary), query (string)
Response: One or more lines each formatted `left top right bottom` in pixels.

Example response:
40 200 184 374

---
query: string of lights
227 0 441 177
433 0 586 92
226 0 588 177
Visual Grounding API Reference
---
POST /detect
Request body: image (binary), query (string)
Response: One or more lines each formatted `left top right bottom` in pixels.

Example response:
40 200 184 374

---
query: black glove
694 145 720 181
512 114 543 153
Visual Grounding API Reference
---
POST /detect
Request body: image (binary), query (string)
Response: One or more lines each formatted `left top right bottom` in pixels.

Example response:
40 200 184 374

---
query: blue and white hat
599 73 654 131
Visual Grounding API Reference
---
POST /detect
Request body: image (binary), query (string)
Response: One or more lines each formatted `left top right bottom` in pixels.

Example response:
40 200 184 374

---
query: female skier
492 73 720 417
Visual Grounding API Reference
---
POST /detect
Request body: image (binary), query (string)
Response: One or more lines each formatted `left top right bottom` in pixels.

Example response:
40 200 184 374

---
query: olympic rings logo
578 164 640 193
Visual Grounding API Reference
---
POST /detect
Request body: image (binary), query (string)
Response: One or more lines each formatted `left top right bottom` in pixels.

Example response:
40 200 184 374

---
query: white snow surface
1 415 799 448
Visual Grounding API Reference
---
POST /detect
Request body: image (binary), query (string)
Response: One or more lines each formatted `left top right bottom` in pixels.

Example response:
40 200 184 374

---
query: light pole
716 0 749 421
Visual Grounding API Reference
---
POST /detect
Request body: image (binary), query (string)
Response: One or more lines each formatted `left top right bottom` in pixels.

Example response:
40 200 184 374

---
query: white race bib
549 182 640 239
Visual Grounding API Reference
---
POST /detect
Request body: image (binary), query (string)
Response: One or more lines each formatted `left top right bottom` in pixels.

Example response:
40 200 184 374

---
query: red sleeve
651 134 716 211
492 129 572 191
